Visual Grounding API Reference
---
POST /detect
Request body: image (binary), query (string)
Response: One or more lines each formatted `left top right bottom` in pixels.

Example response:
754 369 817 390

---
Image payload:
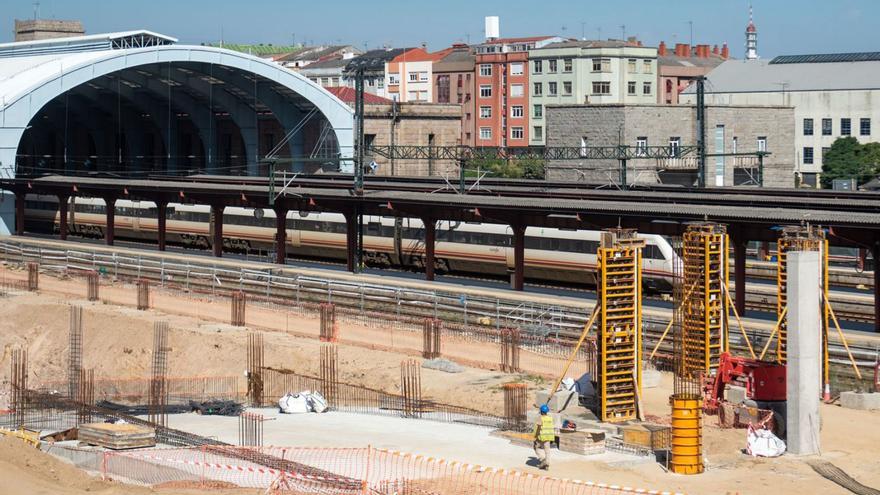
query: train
23 195 680 289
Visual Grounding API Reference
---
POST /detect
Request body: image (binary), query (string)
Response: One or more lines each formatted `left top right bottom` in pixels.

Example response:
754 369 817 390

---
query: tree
465 159 546 180
820 137 880 188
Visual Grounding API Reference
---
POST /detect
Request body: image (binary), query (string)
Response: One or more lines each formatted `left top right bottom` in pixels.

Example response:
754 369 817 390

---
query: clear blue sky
3 0 877 57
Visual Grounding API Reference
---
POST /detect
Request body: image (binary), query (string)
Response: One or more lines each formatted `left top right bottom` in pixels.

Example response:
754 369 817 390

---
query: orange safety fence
45 444 684 495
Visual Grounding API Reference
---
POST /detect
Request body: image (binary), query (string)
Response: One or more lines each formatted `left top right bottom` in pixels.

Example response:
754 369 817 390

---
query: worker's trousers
534 440 550 466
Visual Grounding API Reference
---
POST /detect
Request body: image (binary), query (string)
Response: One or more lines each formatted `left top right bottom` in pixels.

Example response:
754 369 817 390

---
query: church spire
745 4 758 60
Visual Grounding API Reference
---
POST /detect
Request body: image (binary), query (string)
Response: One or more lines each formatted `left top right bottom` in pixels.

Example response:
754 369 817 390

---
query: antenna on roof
33 1 40 20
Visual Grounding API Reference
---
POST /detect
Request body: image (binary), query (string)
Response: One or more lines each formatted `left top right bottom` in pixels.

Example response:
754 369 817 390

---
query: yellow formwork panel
596 234 643 423
681 225 728 375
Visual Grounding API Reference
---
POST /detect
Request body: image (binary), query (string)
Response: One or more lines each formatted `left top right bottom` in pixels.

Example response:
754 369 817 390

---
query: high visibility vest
534 414 555 442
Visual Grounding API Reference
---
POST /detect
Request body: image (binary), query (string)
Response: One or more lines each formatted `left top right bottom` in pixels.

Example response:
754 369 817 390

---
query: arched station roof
0 30 354 178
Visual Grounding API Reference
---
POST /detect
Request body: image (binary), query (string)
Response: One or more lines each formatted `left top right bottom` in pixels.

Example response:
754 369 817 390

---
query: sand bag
746 424 786 457
278 393 310 414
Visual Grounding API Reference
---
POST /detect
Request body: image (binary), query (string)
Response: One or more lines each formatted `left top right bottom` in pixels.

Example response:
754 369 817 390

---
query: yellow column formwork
596 229 644 423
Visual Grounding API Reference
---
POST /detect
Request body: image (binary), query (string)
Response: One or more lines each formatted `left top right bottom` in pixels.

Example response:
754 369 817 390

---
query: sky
2 0 878 58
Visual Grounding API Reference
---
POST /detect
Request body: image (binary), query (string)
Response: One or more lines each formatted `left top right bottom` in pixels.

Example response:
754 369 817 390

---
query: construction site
0 223 879 495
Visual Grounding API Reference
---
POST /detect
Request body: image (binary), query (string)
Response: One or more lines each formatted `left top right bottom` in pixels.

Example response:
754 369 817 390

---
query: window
563 58 572 72
757 136 767 152
861 118 872 136
533 60 543 74
803 147 814 164
408 72 418 82
643 59 652 73
533 126 543 140
511 127 524 139
331 77 340 86
511 105 524 118
510 84 524 97
822 146 830 159
407 90 418 100
480 64 492 77
803 118 813 136
822 118 832 135
480 85 492 98
592 81 610 95
533 104 543 119
480 106 492 118
669 137 681 157
321 77 330 86
643 82 652 95
479 127 492 140
510 62 523 76
533 82 543 96
636 137 648 157
592 58 610 72
732 136 738 154
563 81 572 95
580 137 588 157
841 118 851 136
549 60 558 73
627 81 636 95
389 73 400 84
627 59 637 73
437 75 450 103
419 72 429 82
548 82 558 96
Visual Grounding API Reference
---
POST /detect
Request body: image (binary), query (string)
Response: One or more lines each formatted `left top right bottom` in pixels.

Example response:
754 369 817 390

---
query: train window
366 222 381 235
643 244 665 260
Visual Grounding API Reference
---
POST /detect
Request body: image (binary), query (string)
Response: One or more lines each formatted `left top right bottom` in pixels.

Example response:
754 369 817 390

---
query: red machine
703 352 786 413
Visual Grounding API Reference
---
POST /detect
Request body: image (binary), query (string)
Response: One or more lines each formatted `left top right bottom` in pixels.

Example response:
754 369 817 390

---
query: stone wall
14 19 84 41
545 104 795 187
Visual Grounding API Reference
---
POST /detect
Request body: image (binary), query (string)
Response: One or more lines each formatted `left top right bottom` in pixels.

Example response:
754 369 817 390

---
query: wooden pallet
78 422 156 450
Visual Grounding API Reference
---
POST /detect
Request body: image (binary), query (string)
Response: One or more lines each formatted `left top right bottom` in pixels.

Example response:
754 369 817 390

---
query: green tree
465 159 545 180
820 137 880 188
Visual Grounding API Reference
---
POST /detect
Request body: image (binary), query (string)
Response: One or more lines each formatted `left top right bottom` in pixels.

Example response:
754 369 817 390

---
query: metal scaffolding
595 228 643 423
681 223 729 376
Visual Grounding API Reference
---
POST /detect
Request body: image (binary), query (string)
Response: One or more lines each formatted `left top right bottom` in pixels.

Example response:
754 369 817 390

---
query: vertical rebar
86 271 99 301
500 329 521 373
320 303 337 342
502 383 528 431
68 304 83 398
231 290 246 327
422 318 442 359
239 412 264 447
77 368 94 424
27 262 38 291
137 279 150 310
149 321 170 428
247 332 265 406
320 344 338 408
400 359 422 418
11 348 28 428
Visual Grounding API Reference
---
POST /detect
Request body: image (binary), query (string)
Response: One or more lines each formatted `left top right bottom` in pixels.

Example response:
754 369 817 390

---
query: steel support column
274 206 288 265
211 205 224 257
512 223 526 291
344 212 357 272
156 201 167 251
58 195 69 240
423 217 436 281
733 233 747 316
104 197 116 246
14 193 25 236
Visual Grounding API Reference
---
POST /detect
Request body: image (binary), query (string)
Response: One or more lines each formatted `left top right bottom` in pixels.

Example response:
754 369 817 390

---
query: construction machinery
702 352 786 415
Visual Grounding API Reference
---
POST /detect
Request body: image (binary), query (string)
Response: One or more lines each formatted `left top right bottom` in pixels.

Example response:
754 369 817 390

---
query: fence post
101 452 109 480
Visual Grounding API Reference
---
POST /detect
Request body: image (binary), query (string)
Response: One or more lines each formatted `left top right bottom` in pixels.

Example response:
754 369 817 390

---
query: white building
384 48 439 103
681 53 880 187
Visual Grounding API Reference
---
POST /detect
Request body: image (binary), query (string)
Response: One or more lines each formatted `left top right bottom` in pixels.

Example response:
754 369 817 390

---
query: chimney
712 44 720 56
683 44 691 57
674 43 686 57
658 41 667 56
721 42 729 59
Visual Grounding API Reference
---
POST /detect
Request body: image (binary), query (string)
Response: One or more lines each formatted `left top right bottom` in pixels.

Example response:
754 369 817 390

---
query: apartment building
433 44 476 147
658 42 728 104
385 48 447 103
529 39 657 145
473 36 564 147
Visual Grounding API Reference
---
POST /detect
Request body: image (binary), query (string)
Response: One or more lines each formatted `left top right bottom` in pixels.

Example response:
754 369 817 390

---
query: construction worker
533 404 555 470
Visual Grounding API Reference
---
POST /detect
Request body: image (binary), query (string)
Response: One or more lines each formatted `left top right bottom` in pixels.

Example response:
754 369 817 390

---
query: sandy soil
0 266 879 494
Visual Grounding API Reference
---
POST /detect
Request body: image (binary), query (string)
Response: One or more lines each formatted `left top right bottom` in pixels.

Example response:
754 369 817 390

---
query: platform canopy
0 30 354 180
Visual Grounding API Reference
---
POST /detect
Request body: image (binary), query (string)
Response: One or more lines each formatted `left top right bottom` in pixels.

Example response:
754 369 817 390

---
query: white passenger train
24 196 679 290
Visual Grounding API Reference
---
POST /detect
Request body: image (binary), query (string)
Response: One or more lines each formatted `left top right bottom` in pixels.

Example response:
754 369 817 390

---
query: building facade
432 44 476 147
681 54 880 186
14 19 84 41
545 103 794 188
473 36 564 147
658 42 728 104
529 39 658 145
385 48 442 103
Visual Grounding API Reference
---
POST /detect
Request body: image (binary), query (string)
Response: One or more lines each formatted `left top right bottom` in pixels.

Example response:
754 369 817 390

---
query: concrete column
786 251 821 456
733 234 747 316
58 195 69 240
14 192 25 235
104 197 116 246
211 205 225 257
156 201 168 251
511 224 526 291
873 238 880 334
274 206 288 265
423 217 436 281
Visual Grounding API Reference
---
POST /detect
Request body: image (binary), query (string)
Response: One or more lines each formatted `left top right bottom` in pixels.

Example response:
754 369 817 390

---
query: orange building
473 36 563 147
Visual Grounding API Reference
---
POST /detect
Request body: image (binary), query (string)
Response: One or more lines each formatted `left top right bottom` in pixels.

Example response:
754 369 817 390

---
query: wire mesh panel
595 229 643 423
681 223 728 375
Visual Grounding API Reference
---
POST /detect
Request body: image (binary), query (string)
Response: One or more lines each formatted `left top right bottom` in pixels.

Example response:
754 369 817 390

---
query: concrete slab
840 391 880 410
164 409 644 470
535 390 578 413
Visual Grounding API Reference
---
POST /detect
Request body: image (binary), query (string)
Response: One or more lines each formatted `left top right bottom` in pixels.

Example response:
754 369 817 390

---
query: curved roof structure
0 30 354 179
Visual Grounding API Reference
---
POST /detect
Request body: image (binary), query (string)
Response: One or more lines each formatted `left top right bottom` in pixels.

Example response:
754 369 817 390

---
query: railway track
2 236 877 384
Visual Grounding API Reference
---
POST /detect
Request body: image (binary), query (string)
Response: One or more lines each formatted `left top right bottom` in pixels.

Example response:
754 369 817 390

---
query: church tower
745 4 758 60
